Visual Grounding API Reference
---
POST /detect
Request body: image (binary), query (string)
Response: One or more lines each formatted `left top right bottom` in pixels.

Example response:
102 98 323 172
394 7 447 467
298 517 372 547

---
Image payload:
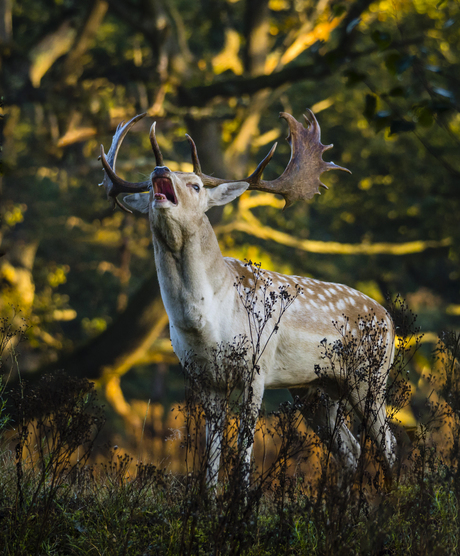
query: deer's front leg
238 378 264 487
205 390 226 487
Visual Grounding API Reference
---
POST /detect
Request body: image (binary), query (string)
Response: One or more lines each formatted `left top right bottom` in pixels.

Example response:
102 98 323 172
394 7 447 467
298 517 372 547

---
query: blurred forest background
1 0 459 461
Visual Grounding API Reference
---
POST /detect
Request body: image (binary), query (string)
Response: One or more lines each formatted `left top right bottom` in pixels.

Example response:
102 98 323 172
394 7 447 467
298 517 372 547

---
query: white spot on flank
363 305 368 312
349 297 356 306
328 288 337 296
307 288 314 295
318 294 326 301
337 299 346 311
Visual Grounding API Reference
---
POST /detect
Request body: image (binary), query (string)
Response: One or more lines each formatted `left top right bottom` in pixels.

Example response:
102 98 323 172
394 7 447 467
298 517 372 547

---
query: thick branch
178 60 330 107
178 36 422 107
216 212 452 256
35 273 167 382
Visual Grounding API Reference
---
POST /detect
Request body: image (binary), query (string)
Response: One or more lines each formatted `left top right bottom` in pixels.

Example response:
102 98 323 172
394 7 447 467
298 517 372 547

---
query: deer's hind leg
348 384 396 474
290 387 361 472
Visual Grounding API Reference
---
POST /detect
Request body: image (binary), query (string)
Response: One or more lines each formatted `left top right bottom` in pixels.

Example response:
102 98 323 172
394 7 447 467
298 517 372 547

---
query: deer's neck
151 213 233 333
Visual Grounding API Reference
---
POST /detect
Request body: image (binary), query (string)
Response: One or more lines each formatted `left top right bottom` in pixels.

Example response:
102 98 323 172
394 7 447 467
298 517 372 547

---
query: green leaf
385 52 401 75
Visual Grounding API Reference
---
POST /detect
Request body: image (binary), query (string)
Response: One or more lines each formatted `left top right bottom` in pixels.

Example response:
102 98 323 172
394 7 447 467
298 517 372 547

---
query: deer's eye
188 183 200 192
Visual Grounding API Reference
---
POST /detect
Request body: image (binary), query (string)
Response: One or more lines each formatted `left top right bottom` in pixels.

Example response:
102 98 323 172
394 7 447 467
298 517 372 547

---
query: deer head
118 166 249 222
99 110 350 217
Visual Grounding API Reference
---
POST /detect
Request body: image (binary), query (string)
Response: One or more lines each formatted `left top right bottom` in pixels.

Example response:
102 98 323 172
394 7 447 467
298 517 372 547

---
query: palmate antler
99 110 350 211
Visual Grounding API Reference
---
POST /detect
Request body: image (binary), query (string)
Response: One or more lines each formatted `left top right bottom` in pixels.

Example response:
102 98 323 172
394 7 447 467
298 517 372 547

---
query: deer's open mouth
152 177 178 206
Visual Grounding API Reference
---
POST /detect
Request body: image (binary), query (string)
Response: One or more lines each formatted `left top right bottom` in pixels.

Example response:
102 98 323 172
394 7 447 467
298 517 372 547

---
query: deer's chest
163 284 235 358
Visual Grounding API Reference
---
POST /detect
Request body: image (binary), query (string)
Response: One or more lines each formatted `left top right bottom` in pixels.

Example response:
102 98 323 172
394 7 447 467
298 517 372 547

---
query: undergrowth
0 274 459 555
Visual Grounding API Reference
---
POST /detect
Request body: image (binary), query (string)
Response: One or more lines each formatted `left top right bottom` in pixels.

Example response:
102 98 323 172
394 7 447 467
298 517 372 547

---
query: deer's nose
153 166 171 177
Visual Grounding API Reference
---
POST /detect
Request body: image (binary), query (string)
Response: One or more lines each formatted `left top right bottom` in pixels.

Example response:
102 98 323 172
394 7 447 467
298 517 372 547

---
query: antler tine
100 145 150 195
100 113 146 173
302 109 321 141
185 134 202 175
185 131 278 189
185 134 227 187
149 122 164 166
246 142 278 187
183 110 349 209
115 196 133 214
99 113 151 210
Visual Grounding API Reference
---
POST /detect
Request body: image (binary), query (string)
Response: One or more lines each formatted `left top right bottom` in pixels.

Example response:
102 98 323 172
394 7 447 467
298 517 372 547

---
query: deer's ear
123 193 150 213
205 181 249 211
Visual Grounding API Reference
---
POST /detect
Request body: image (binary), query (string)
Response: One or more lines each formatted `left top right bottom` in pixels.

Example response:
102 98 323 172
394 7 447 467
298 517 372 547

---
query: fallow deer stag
99 110 396 485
